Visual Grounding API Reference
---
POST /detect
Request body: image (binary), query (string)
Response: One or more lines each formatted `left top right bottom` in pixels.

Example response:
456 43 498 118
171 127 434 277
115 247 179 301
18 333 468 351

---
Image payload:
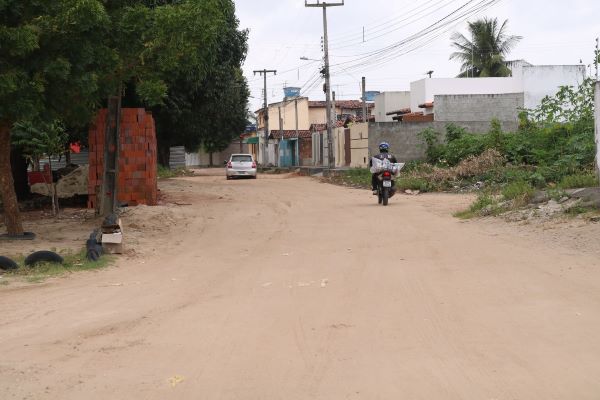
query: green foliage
501 180 534 205
157 165 194 179
445 123 466 142
396 176 434 192
2 249 113 284
558 173 599 189
417 127 444 164
11 120 68 168
526 78 595 126
454 192 502 219
450 18 522 77
418 78 596 187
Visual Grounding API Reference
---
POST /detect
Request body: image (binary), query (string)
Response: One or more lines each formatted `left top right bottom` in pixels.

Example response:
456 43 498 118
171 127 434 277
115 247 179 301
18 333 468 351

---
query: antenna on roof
425 70 434 78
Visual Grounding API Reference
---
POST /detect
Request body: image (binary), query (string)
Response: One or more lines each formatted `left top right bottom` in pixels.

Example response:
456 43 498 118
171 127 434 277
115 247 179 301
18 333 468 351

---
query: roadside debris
168 375 185 388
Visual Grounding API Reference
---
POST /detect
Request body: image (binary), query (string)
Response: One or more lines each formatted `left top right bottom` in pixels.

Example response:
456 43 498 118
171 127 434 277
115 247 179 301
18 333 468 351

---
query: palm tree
450 17 522 77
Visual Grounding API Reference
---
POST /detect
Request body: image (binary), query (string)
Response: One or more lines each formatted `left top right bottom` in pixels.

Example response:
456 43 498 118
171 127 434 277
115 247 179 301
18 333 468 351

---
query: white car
226 154 257 179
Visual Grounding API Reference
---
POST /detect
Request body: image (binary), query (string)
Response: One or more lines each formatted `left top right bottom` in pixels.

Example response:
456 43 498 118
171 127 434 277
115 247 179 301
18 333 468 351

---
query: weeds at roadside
1 249 114 285
501 181 534 207
558 173 598 190
158 165 195 179
454 192 504 219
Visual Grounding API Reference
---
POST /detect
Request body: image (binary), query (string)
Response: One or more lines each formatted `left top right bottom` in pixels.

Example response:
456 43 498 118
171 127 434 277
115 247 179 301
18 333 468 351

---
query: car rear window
232 155 253 162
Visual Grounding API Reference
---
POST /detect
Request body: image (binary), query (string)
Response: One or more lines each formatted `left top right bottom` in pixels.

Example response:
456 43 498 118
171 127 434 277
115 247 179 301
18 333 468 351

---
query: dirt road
2 173 600 399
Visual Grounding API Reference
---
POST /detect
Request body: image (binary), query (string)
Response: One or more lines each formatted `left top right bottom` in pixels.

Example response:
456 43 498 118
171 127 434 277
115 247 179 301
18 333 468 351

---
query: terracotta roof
386 108 411 116
418 102 434 109
308 100 374 109
269 130 312 139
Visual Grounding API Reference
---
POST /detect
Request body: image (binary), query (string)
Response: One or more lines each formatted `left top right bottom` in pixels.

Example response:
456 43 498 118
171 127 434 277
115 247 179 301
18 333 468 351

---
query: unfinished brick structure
88 108 158 209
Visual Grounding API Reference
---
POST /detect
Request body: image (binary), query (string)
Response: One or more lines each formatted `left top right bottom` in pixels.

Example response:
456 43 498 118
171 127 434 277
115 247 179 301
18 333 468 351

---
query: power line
328 0 457 48
327 0 502 75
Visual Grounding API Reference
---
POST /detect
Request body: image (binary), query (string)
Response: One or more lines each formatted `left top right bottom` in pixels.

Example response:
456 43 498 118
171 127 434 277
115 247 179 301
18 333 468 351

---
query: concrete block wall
434 93 524 122
299 137 313 166
368 120 519 162
88 108 158 209
349 123 369 168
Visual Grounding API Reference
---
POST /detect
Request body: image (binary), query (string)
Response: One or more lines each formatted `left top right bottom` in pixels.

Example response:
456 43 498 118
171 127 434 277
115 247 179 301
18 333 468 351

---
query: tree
0 1 114 236
1 0 246 234
151 0 250 166
12 120 68 216
450 17 522 78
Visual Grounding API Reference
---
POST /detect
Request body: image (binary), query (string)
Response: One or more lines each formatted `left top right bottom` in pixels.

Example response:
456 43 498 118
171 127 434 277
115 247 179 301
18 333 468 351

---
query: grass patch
158 165 194 179
501 180 535 206
558 173 598 189
342 168 371 187
454 192 503 219
396 176 434 192
565 205 596 216
2 249 114 285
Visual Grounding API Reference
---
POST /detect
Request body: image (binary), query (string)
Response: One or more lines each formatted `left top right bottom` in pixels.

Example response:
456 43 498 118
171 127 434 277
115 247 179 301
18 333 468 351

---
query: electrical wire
327 0 502 75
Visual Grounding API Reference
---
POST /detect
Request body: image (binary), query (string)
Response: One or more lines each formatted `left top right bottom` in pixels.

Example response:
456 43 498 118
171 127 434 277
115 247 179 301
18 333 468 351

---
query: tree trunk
0 121 24 235
11 148 30 201
158 145 170 167
209 152 213 167
48 157 58 216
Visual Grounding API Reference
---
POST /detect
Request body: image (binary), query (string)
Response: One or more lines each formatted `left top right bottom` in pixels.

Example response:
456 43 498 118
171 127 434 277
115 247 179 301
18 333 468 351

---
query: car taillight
252 162 257 168
227 162 232 168
383 171 391 177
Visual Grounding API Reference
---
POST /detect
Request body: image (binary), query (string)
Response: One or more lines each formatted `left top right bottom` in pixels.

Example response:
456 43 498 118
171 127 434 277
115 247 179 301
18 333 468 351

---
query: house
255 96 374 167
373 91 411 122
409 63 586 121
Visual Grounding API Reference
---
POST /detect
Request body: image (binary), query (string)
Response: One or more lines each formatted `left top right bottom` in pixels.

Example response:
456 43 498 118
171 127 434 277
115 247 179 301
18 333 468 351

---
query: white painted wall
409 65 587 114
373 91 411 122
521 65 587 109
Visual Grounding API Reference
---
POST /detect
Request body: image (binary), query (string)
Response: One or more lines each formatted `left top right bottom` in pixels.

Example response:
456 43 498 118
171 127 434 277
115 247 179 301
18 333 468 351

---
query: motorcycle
370 158 404 206
376 169 395 206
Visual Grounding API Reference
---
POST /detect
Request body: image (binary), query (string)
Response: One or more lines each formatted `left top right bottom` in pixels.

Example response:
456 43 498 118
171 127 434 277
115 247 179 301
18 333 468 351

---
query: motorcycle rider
371 141 398 195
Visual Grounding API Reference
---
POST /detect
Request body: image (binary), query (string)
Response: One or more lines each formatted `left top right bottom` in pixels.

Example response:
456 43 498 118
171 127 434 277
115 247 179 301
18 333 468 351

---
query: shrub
445 123 466 142
558 173 599 189
502 181 534 204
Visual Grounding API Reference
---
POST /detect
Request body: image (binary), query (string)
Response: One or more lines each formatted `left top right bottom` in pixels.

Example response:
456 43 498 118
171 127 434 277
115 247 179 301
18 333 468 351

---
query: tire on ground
0 256 19 271
24 251 64 267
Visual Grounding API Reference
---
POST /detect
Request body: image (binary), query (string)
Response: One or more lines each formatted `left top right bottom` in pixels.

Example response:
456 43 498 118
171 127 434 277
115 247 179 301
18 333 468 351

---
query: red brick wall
299 137 312 165
88 108 158 209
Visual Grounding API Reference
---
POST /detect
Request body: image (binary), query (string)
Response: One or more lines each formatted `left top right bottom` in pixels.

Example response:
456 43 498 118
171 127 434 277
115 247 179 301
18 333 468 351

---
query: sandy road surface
1 173 600 399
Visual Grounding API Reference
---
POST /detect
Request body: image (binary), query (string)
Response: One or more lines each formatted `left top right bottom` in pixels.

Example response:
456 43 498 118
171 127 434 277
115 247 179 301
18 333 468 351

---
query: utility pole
253 69 277 166
332 91 337 124
306 0 344 170
294 98 299 139
278 106 283 139
595 38 600 183
361 77 367 123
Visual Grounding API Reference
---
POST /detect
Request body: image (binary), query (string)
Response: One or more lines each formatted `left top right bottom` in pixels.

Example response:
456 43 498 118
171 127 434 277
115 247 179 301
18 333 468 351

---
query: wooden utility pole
305 0 344 170
253 69 277 166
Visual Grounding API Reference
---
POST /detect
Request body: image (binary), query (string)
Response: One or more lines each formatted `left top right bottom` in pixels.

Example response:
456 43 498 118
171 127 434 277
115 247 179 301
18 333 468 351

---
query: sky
235 0 600 112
